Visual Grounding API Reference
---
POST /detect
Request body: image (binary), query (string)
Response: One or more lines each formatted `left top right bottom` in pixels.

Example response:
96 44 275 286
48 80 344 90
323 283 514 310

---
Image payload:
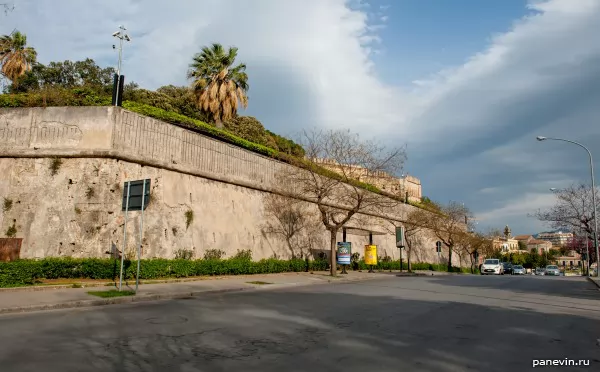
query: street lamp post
112 25 131 106
537 136 599 277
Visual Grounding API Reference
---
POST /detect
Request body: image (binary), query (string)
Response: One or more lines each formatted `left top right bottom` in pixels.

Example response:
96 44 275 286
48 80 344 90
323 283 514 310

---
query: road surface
0 274 599 371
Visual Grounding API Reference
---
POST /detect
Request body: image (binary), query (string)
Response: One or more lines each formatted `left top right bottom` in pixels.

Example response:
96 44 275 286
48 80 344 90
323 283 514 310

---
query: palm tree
0 30 37 88
188 43 249 128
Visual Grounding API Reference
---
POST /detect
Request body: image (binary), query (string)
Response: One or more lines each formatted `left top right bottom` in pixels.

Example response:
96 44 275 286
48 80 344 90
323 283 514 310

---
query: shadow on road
427 274 600 301
0 280 599 372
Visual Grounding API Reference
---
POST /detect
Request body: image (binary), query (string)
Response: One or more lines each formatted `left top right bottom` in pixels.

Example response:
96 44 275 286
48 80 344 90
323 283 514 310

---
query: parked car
481 259 503 275
502 262 513 275
545 265 561 276
534 267 545 275
512 265 525 275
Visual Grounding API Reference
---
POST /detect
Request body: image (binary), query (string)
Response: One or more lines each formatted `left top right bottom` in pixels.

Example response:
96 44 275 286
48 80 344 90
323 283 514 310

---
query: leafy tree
518 240 527 251
11 58 115 93
224 116 268 145
156 85 207 121
524 249 540 269
266 130 306 157
188 43 249 128
510 252 527 266
0 30 37 88
567 234 596 264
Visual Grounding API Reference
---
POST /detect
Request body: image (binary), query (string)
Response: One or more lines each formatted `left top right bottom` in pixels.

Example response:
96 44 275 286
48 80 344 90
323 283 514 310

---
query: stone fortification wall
0 107 461 265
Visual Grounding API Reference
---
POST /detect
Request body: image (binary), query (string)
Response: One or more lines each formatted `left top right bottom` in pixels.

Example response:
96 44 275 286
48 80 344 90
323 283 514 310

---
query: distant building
536 231 573 247
554 250 582 268
312 158 422 202
514 235 534 244
492 238 520 253
527 239 553 254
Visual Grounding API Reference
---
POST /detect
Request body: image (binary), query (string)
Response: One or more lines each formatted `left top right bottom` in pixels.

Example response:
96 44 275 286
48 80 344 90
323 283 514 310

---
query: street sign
118 179 151 293
336 242 352 265
395 226 405 248
122 179 151 211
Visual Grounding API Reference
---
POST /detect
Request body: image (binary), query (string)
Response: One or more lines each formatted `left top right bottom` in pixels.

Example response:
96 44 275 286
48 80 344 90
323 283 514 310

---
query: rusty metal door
0 238 22 261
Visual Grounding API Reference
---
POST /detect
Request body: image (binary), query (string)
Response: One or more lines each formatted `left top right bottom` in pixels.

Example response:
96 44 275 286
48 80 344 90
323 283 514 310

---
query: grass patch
71 283 83 288
246 281 272 285
87 290 135 298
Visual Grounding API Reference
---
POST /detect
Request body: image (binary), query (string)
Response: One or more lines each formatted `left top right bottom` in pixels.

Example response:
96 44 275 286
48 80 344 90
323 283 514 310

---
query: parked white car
545 265 561 276
481 259 503 275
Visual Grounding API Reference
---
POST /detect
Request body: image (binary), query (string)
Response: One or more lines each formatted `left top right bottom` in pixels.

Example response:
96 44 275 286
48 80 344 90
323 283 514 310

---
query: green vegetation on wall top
0 52 426 210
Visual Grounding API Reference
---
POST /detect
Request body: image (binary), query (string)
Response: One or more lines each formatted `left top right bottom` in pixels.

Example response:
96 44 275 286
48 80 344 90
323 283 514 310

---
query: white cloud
3 0 600 235
8 0 412 136
477 192 555 226
400 0 600 234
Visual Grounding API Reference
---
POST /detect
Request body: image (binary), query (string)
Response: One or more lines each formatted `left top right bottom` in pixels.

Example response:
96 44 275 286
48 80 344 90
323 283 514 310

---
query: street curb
0 272 310 293
0 275 384 315
586 277 600 290
0 287 251 315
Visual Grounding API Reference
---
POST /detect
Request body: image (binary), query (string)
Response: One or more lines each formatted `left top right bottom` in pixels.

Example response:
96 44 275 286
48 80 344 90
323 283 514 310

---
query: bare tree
457 231 494 273
381 208 426 272
410 201 472 272
262 193 318 259
0 3 14 16
532 183 598 243
281 129 406 276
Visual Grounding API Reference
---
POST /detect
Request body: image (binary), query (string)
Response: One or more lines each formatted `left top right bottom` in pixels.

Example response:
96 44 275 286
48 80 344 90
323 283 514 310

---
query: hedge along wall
0 257 474 288
0 258 328 287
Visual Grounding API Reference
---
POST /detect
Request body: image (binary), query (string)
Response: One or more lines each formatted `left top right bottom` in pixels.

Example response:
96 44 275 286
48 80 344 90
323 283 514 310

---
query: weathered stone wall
0 107 463 265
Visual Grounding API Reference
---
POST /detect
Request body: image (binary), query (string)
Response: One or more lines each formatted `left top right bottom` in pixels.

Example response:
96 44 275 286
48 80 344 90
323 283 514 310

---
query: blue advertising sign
337 242 352 265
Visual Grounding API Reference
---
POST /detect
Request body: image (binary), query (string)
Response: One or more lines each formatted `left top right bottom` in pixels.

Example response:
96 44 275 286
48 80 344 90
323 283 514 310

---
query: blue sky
371 0 532 85
4 0 600 236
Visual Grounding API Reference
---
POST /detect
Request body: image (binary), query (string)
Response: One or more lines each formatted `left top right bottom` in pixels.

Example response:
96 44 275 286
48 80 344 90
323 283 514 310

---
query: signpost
119 179 151 292
364 245 377 273
337 242 351 274
396 226 405 272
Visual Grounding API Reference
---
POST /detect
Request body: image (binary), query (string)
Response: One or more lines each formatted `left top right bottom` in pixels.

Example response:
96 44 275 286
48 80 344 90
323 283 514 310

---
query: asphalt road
0 274 599 372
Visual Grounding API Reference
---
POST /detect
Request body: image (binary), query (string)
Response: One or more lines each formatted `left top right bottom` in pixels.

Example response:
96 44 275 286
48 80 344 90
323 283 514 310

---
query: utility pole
112 25 131 106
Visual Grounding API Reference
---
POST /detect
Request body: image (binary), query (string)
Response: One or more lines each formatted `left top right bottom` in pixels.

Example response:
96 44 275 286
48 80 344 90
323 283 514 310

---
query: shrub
233 249 252 261
0 257 476 287
174 249 194 260
203 249 226 260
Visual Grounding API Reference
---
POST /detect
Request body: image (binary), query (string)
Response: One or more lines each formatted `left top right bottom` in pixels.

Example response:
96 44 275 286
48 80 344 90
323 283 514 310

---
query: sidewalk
0 271 390 315
587 276 600 289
